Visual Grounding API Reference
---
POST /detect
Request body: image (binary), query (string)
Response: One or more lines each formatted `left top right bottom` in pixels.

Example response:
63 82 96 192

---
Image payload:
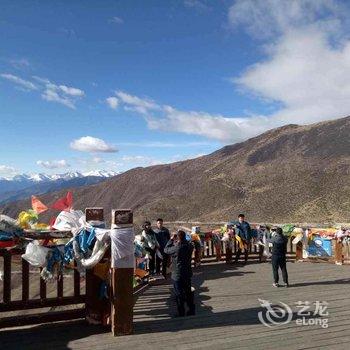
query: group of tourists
231 214 289 288
138 213 290 317
136 218 195 317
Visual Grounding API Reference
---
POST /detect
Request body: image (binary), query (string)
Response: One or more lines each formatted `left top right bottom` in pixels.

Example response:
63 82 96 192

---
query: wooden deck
1 261 350 349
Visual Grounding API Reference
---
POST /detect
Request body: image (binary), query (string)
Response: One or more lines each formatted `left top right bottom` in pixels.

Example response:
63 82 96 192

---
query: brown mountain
2 116 350 225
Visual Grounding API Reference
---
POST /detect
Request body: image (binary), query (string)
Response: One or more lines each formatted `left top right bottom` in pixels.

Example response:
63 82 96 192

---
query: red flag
49 217 57 229
31 195 48 214
51 191 73 211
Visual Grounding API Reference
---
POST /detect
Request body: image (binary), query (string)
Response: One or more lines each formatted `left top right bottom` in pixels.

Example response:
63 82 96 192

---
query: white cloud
75 156 122 173
33 76 85 109
31 76 50 84
59 28 77 38
112 90 275 142
0 165 17 177
116 141 216 148
58 85 84 97
230 0 350 125
110 16 124 24
235 28 350 125
2 74 85 109
228 0 344 39
36 159 70 169
121 152 208 167
121 155 163 166
1 73 37 90
114 90 161 114
105 1 350 144
184 0 209 11
92 156 103 163
106 96 119 110
171 153 207 161
70 136 118 153
10 58 31 69
122 155 149 162
42 88 76 109
145 110 259 142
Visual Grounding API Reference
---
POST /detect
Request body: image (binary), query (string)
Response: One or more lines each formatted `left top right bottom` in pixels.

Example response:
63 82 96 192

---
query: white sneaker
272 283 279 288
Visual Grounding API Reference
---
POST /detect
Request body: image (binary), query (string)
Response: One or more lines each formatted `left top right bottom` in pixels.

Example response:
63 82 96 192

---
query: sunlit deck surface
1 261 350 350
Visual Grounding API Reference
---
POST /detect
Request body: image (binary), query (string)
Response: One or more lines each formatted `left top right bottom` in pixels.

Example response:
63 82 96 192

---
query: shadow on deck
2 261 350 349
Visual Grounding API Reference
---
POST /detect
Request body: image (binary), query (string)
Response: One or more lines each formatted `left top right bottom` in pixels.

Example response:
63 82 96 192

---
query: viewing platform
1 260 350 350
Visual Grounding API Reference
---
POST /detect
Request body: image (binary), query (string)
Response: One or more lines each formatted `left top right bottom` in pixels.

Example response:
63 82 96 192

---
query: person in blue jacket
232 214 252 264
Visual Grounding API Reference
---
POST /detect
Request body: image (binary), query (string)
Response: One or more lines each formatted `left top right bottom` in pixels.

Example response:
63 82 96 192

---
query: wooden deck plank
1 261 350 349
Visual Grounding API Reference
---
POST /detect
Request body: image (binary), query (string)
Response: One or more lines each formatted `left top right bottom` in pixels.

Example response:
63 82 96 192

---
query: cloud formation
110 16 124 24
106 1 350 144
228 0 344 39
115 90 161 114
1 73 85 109
106 96 119 110
1 73 37 90
33 76 85 109
230 0 350 125
0 165 17 177
116 141 216 148
184 0 210 12
106 90 276 142
36 160 70 169
70 136 118 153
9 58 31 69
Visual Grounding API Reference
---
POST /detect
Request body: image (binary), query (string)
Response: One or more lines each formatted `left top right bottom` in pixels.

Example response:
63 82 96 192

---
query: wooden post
335 240 343 265
226 245 233 263
86 207 104 223
194 243 201 267
110 209 134 336
224 226 233 264
296 241 303 261
3 251 12 304
85 207 108 325
22 258 29 302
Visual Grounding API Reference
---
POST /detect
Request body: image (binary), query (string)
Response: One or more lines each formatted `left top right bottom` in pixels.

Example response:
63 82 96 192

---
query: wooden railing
199 236 296 259
0 220 297 328
0 231 85 328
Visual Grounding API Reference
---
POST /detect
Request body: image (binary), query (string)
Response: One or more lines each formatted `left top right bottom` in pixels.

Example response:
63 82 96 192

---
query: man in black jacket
154 218 170 278
164 230 195 317
270 227 289 287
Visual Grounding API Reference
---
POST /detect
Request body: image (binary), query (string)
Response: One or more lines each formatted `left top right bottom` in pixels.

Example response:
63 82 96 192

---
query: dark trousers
258 245 265 263
235 247 248 263
173 278 195 316
145 248 156 274
156 251 169 277
272 255 288 284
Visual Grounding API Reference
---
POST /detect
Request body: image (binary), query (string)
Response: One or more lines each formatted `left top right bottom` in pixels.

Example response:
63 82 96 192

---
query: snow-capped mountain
0 171 119 182
83 170 118 178
0 171 119 204
10 173 52 182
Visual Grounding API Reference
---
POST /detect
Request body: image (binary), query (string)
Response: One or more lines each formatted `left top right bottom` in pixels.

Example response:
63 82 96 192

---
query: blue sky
1 0 350 177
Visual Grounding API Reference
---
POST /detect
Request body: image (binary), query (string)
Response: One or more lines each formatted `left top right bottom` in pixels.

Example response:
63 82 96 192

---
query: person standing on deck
164 230 195 317
232 214 252 264
256 225 270 263
270 227 289 287
154 218 170 278
141 221 159 275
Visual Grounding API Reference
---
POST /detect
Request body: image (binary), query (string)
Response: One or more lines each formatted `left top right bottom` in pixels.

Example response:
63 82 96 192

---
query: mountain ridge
0 171 119 205
1 116 350 224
